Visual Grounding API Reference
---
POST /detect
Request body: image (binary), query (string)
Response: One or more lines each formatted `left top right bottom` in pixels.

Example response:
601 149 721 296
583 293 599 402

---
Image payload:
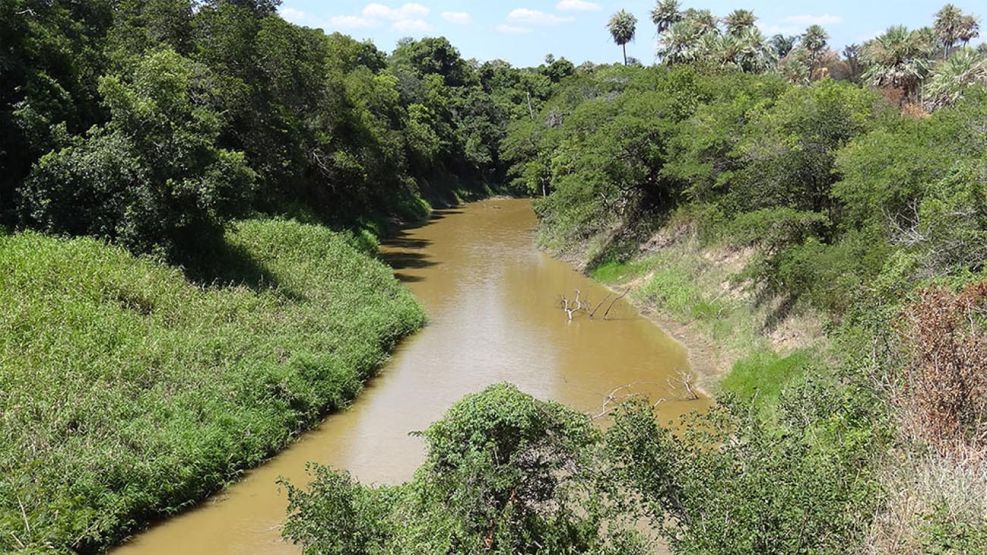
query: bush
282 384 648 555
607 385 883 554
897 281 987 450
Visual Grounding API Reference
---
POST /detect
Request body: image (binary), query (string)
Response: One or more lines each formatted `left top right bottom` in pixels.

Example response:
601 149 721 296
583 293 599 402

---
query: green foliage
1 0 114 224
920 504 987 555
607 381 883 554
283 384 647 555
728 79 881 215
21 48 255 256
0 219 424 552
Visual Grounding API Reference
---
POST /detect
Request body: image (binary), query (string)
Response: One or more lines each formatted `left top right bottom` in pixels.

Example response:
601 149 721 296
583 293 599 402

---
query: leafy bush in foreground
282 384 649 555
0 218 424 553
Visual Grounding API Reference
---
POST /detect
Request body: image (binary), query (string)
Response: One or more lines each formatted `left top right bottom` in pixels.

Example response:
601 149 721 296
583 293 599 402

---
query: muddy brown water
114 198 706 554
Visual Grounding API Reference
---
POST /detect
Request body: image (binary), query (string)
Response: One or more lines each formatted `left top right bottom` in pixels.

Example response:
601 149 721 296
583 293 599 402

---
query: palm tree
683 8 719 36
659 19 704 64
723 9 757 37
863 25 934 102
770 34 798 58
650 0 682 35
801 24 829 76
923 47 987 109
608 10 638 66
707 27 773 73
934 4 964 58
735 27 774 72
958 14 980 46
778 49 812 85
843 43 864 82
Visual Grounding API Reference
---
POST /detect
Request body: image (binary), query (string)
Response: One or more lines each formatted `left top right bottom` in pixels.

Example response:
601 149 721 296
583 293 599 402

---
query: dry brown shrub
897 281 987 451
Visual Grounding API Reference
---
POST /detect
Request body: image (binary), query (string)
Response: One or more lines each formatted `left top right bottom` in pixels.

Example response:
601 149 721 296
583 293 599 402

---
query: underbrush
0 219 425 553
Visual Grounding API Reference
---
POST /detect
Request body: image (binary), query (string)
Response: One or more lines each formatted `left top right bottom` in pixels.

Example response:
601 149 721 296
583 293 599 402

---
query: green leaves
21 49 254 256
283 385 646 555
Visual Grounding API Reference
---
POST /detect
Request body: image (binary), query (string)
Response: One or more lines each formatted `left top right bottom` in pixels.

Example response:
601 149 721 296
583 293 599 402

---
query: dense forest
1 0 986 553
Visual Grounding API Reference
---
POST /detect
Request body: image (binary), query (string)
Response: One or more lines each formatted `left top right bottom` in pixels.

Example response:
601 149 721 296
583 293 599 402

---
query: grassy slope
0 219 424 553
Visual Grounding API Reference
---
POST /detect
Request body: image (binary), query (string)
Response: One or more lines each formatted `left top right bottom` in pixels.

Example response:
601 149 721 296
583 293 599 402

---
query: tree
923 47 987 109
282 384 649 554
769 34 798 58
933 4 979 58
958 14 981 46
713 27 773 73
723 9 756 37
683 8 719 36
650 0 682 35
801 24 829 76
843 43 864 82
20 49 255 256
862 26 933 103
608 10 638 66
0 0 114 225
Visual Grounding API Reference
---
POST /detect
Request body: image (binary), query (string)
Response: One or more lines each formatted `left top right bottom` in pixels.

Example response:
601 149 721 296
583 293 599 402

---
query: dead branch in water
560 289 583 320
590 382 667 420
668 368 700 401
560 288 629 321
602 289 629 320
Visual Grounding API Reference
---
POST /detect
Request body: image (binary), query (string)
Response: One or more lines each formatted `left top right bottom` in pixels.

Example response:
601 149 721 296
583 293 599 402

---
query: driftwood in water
559 288 628 321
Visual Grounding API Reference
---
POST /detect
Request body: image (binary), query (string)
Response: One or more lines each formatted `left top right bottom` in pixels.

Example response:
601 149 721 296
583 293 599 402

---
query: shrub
897 281 987 450
283 384 648 555
607 386 883 554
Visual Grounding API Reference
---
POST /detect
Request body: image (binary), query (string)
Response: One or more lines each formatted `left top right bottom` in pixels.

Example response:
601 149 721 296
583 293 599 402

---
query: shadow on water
381 251 437 271
386 237 431 249
393 272 426 283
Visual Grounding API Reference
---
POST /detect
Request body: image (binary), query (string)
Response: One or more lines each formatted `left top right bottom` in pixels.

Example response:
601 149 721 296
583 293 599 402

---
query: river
114 198 705 554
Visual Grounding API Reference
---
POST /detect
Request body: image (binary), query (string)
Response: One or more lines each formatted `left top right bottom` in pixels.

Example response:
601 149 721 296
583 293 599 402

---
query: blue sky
279 1 985 67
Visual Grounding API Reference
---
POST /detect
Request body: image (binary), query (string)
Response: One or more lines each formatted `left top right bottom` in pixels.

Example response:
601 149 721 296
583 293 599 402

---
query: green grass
0 219 425 553
721 349 814 418
589 259 653 284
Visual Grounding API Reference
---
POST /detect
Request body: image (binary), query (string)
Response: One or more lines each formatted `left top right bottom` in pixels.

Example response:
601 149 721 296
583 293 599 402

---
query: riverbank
566 218 829 406
0 219 424 553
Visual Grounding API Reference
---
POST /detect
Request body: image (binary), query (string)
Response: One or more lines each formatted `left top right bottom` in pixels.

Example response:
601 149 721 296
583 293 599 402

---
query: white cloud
393 18 431 32
783 14 843 26
330 15 379 29
496 24 532 35
441 11 472 25
279 7 308 24
556 0 600 12
362 3 430 21
507 8 574 26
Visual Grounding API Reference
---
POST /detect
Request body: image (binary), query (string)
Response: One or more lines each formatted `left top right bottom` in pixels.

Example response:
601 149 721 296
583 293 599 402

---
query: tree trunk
622 43 627 66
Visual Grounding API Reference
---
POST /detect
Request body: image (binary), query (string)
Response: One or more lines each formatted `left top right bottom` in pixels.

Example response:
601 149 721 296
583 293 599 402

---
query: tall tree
935 4 966 58
801 24 829 76
683 8 719 36
843 43 864 82
608 10 638 66
770 34 799 58
650 0 682 35
958 14 981 46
